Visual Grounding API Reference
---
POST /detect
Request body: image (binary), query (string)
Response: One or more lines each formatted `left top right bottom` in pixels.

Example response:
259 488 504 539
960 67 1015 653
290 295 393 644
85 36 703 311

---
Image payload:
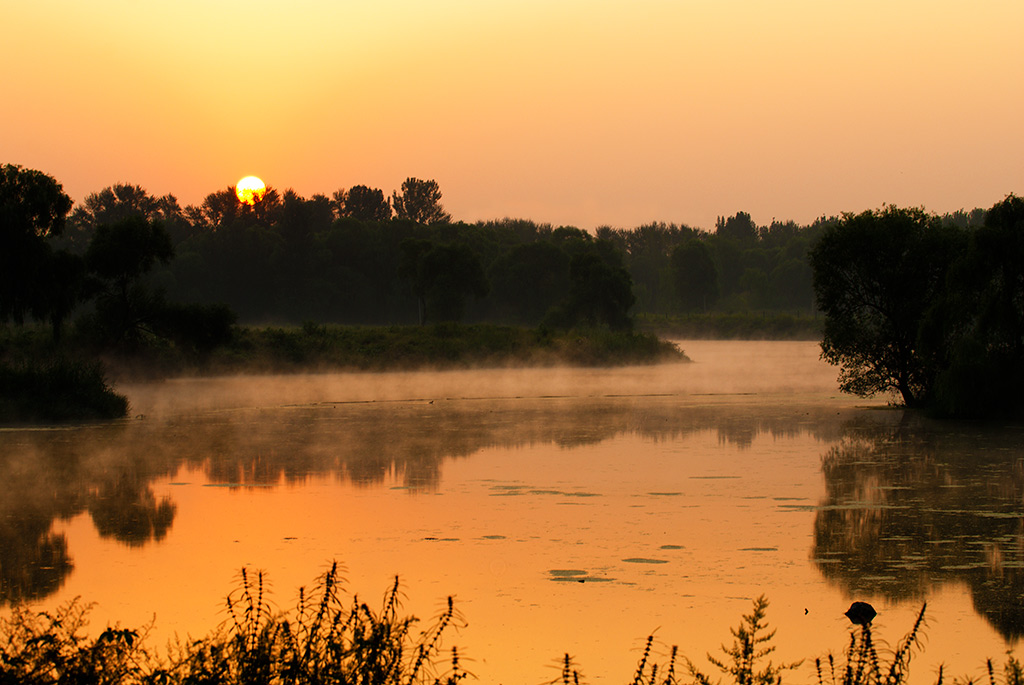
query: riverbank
0 357 128 423
0 324 685 420
95 323 686 379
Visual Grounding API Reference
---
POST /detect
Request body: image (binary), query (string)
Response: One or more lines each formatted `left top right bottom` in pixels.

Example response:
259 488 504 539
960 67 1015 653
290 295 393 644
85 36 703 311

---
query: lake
1 340 1021 683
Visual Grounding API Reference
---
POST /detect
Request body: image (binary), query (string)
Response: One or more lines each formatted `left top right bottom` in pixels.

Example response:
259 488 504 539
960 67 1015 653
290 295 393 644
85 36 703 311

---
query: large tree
0 164 73 326
391 178 452 225
336 185 391 222
810 205 965 407
66 183 188 249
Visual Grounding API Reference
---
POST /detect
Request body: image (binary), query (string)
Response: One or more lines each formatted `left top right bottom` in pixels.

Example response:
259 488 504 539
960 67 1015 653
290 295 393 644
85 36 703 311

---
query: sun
235 176 266 205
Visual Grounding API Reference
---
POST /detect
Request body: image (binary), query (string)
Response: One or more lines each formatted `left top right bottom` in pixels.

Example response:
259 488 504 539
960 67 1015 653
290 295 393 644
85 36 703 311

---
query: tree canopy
392 177 452 225
810 205 964 407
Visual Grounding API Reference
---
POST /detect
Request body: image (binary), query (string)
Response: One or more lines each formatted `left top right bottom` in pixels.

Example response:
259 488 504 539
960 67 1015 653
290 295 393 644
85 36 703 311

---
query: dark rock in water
845 601 877 625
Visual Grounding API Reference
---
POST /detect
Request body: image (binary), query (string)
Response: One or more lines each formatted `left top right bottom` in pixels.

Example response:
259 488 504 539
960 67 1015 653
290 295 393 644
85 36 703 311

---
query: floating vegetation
659 544 685 550
622 557 668 564
488 484 601 498
548 569 587 578
546 569 613 583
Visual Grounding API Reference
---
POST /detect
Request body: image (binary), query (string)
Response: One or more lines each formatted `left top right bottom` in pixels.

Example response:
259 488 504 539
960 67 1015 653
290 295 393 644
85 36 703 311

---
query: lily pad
622 557 668 564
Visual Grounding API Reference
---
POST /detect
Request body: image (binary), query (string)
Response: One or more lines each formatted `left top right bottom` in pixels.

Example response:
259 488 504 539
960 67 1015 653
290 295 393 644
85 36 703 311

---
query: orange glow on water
3 343 1018 683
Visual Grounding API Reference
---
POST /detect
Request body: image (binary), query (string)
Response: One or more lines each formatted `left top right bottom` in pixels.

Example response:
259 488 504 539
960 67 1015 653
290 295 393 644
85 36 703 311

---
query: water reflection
0 425 177 602
0 396 846 605
813 412 1024 641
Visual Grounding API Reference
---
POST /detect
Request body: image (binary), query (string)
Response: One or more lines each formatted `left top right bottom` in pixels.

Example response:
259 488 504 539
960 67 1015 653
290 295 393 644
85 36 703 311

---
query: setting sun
235 176 266 205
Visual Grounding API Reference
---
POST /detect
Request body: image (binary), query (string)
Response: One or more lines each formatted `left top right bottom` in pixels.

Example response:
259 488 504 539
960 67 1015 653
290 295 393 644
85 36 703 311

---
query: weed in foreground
154 561 468 685
0 562 466 685
0 598 147 685
815 603 927 685
4 582 1023 685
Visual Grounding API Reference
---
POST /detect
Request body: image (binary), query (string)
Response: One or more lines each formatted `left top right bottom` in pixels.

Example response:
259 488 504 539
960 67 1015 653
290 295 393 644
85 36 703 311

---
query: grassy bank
0 358 129 423
1 567 1019 685
639 312 822 340
0 323 683 416
98 323 687 378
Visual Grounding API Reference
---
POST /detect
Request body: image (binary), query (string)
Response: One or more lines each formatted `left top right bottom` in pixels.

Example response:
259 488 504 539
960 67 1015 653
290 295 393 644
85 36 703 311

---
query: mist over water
121 340 845 417
1 341 1019 683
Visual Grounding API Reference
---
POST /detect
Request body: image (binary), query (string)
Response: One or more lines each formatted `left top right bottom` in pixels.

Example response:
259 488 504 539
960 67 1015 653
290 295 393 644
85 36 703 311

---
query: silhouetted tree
392 177 452 225
338 185 392 222
65 183 189 250
0 164 73 327
715 211 758 242
189 185 282 231
810 205 965 406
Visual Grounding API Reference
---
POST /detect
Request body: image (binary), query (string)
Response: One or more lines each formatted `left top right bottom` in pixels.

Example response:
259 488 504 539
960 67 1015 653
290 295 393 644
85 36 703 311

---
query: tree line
4 162 1016 414
2 166 837 336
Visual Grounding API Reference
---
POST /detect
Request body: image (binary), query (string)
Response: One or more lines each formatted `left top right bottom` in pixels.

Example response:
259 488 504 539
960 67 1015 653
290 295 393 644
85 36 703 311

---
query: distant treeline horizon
49 176 994 327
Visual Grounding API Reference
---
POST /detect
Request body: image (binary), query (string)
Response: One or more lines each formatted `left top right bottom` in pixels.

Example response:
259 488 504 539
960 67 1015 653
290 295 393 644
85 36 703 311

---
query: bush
0 358 128 422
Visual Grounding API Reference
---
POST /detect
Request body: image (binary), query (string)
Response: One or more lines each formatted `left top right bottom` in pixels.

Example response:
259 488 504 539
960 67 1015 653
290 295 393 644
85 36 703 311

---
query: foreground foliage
3 580 1021 685
0 563 468 685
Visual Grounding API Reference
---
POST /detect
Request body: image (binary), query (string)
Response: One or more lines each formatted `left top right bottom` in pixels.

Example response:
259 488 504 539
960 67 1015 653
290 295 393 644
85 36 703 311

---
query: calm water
1 341 1022 683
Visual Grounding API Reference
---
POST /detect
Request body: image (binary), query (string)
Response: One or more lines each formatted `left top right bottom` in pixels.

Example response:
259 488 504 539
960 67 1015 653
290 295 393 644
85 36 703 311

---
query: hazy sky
4 1 1021 230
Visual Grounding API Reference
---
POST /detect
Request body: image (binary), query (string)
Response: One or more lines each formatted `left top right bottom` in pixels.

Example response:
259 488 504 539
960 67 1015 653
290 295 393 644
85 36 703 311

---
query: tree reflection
0 424 178 605
88 474 175 547
0 395 848 606
0 516 72 604
813 412 1024 641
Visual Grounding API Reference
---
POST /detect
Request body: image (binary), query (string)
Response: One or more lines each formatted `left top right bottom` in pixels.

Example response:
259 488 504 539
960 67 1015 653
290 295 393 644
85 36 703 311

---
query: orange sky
3 1 1022 230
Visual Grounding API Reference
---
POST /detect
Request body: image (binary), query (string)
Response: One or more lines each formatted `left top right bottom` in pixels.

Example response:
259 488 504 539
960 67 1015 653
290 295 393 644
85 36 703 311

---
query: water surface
1 341 1020 683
